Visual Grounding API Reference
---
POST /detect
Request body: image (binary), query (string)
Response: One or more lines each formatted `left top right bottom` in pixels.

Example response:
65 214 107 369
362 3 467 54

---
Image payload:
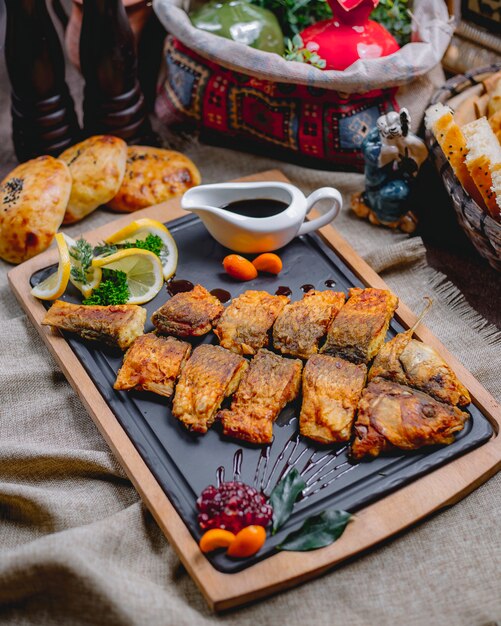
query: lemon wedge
105 218 178 280
92 248 164 305
31 233 71 300
64 234 102 299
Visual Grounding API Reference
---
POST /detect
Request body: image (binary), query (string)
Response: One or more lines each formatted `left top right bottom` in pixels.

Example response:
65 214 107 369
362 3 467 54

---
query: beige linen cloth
1 140 501 625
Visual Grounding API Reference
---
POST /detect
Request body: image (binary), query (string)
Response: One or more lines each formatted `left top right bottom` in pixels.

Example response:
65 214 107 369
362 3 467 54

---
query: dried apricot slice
199 529 236 553
252 253 283 275
227 525 267 558
223 254 258 281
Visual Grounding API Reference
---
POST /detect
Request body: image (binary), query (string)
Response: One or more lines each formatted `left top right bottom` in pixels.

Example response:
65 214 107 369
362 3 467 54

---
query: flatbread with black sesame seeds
0 156 71 264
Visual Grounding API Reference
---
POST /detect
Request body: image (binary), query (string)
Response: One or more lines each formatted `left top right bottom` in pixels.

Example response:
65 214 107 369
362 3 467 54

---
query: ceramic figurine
300 0 399 71
351 109 428 233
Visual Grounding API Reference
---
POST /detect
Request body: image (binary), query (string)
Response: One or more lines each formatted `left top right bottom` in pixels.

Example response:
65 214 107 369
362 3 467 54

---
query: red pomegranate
300 0 400 71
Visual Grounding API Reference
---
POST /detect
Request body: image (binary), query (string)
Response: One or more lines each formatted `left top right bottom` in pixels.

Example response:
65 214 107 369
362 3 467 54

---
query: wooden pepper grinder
79 0 156 144
4 0 80 162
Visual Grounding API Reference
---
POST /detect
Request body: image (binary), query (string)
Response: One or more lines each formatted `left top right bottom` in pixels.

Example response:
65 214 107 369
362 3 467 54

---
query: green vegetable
284 34 326 69
82 269 130 306
190 0 285 55
278 509 352 551
93 234 165 259
69 237 93 286
252 0 332 39
269 468 306 534
371 0 411 47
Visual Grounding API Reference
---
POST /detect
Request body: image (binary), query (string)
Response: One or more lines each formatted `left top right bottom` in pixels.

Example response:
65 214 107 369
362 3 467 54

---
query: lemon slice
64 234 102 299
105 218 178 280
92 248 164 305
31 233 71 300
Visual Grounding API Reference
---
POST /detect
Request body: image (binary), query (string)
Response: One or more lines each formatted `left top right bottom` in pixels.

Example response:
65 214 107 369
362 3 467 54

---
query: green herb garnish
278 509 352 551
94 234 165 259
269 468 306 534
284 34 326 69
69 237 93 285
82 269 130 306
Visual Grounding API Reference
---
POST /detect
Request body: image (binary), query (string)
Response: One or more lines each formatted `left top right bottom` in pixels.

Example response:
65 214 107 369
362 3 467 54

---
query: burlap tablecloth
1 136 500 625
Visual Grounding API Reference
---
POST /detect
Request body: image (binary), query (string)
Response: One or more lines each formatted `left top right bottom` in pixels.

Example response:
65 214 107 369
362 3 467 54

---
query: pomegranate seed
197 481 273 534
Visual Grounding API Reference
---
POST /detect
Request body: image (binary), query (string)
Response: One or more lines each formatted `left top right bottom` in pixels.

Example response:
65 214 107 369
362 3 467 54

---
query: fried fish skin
172 344 248 433
300 354 367 444
369 330 471 407
351 378 469 461
218 349 302 444
151 284 224 337
214 290 289 356
320 288 399 364
114 333 191 397
273 290 346 360
42 300 146 350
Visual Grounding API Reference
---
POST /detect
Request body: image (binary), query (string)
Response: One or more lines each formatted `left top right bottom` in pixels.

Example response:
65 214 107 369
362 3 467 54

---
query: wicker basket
426 64 501 272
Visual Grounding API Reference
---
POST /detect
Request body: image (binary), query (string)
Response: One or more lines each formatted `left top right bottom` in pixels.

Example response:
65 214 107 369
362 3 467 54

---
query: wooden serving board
8 170 501 612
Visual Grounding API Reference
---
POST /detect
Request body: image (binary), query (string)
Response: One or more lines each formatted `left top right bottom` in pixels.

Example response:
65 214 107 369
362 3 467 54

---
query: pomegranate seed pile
197 481 273 534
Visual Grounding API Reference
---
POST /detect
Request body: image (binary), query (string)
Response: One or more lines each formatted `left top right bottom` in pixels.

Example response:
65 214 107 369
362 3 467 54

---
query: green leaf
93 242 118 258
269 468 306 534
69 238 93 285
278 509 352 551
82 269 130 306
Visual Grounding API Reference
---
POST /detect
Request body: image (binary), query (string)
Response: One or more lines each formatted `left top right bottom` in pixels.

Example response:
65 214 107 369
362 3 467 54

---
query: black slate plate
31 215 493 573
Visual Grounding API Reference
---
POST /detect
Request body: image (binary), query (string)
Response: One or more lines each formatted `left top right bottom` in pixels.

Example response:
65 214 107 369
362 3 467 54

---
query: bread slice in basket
462 117 501 221
425 103 485 209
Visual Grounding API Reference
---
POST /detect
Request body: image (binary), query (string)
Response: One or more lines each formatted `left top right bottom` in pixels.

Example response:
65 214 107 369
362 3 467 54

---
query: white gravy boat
181 181 342 253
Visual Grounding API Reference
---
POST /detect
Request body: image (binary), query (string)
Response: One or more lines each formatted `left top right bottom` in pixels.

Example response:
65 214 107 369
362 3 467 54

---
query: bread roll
107 146 201 213
487 77 501 118
489 110 501 143
425 103 485 209
0 156 71 264
60 135 127 224
462 117 501 221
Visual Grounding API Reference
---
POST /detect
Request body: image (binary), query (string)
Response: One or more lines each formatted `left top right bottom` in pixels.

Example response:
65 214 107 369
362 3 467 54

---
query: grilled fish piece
351 378 469 460
151 284 224 337
300 354 367 443
214 290 289 355
273 290 346 359
42 300 145 350
114 333 191 397
218 349 302 444
172 344 247 433
321 288 398 364
369 330 471 407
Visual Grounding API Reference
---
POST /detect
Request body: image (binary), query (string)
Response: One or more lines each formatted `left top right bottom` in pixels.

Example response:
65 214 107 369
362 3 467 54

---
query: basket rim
153 0 453 95
426 65 501 235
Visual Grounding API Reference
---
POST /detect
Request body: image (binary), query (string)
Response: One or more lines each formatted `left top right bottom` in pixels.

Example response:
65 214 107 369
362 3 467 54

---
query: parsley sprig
82 269 130 306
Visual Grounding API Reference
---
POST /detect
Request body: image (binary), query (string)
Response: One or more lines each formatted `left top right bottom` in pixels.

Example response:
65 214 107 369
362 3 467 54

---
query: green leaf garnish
94 234 165 259
269 468 306 534
93 242 118 258
278 509 352 551
69 237 93 285
82 269 130 306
